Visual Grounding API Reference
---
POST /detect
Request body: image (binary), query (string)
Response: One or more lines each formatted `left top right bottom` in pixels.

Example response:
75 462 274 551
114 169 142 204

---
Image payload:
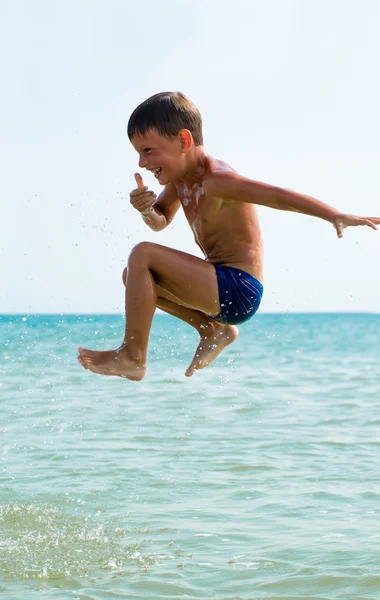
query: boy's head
128 92 204 185
127 92 203 146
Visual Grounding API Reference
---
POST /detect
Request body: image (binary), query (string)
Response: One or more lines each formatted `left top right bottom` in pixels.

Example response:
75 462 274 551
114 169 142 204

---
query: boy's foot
77 346 146 381
185 323 239 377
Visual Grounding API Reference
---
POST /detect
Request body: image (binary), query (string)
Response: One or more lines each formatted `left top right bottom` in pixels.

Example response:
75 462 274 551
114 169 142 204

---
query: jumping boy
78 91 379 380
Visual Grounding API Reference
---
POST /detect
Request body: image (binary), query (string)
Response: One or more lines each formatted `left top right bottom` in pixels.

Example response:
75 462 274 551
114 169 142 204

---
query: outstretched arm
205 172 380 238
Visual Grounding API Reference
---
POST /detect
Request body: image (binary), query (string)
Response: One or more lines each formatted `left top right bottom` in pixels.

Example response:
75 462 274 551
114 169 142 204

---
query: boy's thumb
134 173 145 189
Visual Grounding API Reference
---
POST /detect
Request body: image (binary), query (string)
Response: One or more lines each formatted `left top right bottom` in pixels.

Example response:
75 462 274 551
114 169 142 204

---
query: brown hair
127 91 203 146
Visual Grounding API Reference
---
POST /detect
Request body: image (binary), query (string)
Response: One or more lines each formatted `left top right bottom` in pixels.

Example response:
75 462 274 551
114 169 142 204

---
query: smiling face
131 129 190 185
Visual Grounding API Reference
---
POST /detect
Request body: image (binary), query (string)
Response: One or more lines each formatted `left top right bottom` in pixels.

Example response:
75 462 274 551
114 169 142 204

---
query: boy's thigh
156 285 219 315
131 242 221 316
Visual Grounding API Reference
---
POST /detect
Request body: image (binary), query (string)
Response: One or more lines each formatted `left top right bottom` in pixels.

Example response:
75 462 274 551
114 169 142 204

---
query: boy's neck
180 147 207 187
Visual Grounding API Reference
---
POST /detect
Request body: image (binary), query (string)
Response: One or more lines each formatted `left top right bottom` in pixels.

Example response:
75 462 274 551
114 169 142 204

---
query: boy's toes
77 347 95 369
185 365 196 377
77 355 89 369
78 347 94 359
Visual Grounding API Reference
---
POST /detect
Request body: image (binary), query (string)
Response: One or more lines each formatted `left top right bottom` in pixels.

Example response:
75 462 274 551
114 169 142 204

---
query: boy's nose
138 155 148 168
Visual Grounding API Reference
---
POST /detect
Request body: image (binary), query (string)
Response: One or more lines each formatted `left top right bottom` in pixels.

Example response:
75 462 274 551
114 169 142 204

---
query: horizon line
1 311 379 317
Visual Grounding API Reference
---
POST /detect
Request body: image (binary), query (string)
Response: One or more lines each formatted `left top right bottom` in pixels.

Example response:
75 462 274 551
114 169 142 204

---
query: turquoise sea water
1 313 380 599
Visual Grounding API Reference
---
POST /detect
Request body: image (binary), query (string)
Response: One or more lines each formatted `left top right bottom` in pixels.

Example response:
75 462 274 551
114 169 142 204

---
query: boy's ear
178 129 193 153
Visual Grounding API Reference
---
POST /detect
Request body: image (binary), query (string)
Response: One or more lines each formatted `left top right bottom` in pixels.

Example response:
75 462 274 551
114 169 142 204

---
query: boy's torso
175 156 264 282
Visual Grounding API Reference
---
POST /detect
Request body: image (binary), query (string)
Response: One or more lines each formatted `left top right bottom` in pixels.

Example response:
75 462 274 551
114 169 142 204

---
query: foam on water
0 502 164 581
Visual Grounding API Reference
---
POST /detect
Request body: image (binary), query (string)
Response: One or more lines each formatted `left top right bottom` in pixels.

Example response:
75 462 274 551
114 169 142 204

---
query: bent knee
128 241 155 265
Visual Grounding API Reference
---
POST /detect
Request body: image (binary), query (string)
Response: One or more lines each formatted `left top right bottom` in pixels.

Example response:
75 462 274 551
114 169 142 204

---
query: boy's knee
128 242 153 265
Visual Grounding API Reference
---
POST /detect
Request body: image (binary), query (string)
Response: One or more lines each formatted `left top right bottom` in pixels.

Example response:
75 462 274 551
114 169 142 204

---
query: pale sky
1 0 379 313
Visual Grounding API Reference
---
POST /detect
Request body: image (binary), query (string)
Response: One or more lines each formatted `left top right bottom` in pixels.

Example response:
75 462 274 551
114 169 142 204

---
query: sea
1 313 380 600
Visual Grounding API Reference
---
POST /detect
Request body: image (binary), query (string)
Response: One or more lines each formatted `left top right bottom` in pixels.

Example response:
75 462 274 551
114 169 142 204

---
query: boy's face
131 129 185 185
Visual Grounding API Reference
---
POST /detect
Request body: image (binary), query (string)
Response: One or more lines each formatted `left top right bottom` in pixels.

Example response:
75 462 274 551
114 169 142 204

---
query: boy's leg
122 266 238 376
151 297 238 377
77 242 237 380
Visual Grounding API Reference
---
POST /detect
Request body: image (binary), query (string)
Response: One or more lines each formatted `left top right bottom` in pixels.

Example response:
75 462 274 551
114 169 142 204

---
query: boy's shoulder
203 155 240 197
204 155 236 176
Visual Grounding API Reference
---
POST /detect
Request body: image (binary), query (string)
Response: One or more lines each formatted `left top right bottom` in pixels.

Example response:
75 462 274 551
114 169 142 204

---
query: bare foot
77 346 146 381
185 323 239 377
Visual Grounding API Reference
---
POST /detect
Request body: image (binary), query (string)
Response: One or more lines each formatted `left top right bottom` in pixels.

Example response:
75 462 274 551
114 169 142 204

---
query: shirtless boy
78 91 379 380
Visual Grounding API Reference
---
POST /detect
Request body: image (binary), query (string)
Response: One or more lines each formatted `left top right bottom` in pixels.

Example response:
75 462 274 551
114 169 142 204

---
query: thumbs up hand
130 173 157 215
134 173 145 189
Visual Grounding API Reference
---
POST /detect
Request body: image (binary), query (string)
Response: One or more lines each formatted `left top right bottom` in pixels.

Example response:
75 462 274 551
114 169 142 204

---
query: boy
78 92 379 380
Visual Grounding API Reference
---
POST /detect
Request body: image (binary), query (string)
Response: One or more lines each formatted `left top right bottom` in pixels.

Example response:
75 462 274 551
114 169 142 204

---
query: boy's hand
130 173 157 215
333 213 380 238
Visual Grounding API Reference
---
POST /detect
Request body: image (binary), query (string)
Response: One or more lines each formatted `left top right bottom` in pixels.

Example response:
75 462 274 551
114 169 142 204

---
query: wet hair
127 91 203 146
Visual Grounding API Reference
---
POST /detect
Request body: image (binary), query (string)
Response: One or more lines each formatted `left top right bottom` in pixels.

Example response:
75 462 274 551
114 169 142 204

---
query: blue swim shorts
208 265 264 326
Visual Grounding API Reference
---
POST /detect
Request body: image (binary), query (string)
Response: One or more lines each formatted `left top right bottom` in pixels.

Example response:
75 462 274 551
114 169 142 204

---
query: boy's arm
130 174 181 232
141 183 181 231
205 172 380 238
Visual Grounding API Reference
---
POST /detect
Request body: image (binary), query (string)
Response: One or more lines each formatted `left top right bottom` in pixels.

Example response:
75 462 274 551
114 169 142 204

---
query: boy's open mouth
154 168 162 178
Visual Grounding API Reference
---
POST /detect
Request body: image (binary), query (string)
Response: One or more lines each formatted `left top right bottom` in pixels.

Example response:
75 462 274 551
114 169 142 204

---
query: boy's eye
144 148 151 154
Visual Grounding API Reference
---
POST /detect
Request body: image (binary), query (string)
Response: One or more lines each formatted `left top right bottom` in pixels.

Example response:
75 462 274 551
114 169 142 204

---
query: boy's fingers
365 219 378 230
131 191 155 203
137 196 156 209
134 198 156 210
334 222 344 238
134 173 145 189
131 192 156 211
130 186 148 197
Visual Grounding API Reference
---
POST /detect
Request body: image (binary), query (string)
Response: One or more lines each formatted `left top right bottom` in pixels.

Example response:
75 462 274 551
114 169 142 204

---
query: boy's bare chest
176 183 217 230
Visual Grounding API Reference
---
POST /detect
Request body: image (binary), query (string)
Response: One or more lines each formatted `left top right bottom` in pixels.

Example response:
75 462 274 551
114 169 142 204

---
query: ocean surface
1 313 380 600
